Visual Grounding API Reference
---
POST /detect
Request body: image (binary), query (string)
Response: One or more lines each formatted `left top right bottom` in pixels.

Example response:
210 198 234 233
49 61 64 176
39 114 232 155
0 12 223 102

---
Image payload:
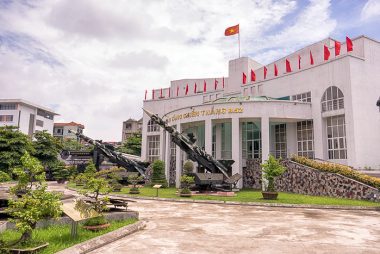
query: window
297 120 314 158
147 135 160 162
170 137 176 160
0 115 13 122
147 120 160 132
292 92 311 102
321 86 344 112
125 123 132 130
212 125 216 158
37 109 54 120
36 119 44 127
274 124 287 159
327 115 347 159
242 122 261 159
0 104 16 110
56 128 62 134
221 123 232 159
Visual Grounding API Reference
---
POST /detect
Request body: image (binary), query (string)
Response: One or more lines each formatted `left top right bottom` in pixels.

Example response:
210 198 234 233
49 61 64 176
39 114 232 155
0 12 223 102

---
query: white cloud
361 0 380 22
0 0 337 141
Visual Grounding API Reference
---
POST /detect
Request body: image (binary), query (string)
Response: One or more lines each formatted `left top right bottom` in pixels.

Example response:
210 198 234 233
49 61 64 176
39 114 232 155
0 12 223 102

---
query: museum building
141 36 380 187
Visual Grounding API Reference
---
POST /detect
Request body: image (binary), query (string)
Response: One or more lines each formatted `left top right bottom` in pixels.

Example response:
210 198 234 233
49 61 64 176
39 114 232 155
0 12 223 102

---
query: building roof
0 98 58 115
54 121 85 129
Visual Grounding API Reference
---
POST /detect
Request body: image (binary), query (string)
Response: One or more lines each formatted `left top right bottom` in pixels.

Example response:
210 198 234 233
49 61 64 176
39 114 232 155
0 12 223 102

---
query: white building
53 122 85 141
0 99 57 136
141 36 380 187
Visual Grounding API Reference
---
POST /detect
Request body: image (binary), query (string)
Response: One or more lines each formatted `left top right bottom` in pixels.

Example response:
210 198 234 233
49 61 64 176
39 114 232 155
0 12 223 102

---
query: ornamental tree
7 152 62 243
32 131 62 169
117 133 142 156
151 160 167 188
261 155 286 192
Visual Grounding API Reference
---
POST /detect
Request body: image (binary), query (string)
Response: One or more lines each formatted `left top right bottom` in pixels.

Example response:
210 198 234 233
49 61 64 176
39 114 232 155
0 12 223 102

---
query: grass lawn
0 218 137 253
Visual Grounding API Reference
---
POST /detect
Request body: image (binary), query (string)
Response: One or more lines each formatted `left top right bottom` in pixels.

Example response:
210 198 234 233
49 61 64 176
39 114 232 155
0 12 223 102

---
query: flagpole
238 32 240 58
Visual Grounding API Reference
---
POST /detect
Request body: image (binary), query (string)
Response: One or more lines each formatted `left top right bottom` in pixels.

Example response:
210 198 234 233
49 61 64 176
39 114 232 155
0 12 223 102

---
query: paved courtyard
90 199 380 254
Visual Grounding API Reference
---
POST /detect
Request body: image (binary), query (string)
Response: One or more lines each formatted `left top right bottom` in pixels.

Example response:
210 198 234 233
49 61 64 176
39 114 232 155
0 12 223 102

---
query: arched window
321 86 344 112
147 120 160 132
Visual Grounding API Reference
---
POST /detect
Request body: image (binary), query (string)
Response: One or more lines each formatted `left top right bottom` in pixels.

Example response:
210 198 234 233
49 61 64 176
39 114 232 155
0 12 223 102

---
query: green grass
0 218 137 253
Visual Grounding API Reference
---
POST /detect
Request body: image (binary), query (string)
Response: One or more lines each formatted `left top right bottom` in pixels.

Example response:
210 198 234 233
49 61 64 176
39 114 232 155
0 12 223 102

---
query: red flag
286 59 292 73
214 79 218 90
310 50 314 65
251 69 256 82
335 41 341 56
203 80 207 92
152 89 155 100
176 86 179 96
264 66 267 79
160 88 163 98
225 24 239 36
222 77 224 88
168 88 171 98
324 45 330 61
298 55 301 69
144 90 147 100
346 36 353 52
194 83 197 93
274 64 278 76
242 72 247 84
185 84 189 95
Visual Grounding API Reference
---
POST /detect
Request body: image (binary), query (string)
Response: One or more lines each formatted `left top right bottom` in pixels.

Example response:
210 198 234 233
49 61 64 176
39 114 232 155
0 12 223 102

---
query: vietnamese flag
274 64 278 76
335 40 341 56
346 36 353 52
251 69 256 82
194 83 197 93
152 89 155 100
310 50 314 65
242 72 247 84
264 66 267 79
203 80 207 92
144 90 147 100
298 55 301 69
324 45 330 61
214 79 218 90
286 59 292 73
176 86 179 96
185 84 189 95
225 24 239 36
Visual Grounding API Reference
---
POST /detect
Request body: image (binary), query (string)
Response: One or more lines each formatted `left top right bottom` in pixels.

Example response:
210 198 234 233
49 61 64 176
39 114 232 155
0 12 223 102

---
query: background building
122 118 142 142
141 36 380 187
53 122 85 141
0 99 57 136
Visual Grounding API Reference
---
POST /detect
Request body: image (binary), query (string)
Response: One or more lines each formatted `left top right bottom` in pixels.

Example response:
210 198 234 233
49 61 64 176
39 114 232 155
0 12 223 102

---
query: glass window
292 92 311 102
242 122 261 159
274 124 287 159
147 120 160 132
0 104 16 110
147 135 160 162
321 86 344 112
36 119 44 127
0 115 13 122
326 115 347 159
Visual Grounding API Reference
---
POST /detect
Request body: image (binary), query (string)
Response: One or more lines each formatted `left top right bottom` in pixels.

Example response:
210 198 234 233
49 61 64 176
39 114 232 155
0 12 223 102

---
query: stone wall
169 157 176 187
243 159 380 202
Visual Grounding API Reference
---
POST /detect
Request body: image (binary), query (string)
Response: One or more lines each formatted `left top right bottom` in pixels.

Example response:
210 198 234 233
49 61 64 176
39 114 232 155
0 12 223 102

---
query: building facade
53 122 85 141
141 36 380 187
122 118 142 142
0 99 57 136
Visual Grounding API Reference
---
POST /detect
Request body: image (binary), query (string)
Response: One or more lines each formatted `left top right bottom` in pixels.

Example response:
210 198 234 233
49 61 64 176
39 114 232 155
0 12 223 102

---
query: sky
1 0 380 141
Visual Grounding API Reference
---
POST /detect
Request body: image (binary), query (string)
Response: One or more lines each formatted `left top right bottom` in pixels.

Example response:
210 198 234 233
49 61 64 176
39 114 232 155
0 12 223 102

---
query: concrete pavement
90 199 380 254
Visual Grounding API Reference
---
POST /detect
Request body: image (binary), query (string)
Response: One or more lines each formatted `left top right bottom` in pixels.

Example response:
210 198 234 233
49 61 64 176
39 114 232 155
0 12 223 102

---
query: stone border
56 220 146 254
111 194 380 211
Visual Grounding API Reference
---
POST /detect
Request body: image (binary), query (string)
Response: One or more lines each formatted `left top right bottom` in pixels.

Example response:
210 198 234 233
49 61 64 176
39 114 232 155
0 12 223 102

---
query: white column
261 116 270 163
159 130 166 161
164 131 171 182
286 122 297 157
215 123 222 159
204 119 212 155
231 118 242 188
175 123 182 188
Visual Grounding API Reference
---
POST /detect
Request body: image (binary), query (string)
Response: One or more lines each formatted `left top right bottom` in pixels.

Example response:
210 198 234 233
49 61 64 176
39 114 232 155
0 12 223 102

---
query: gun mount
68 130 147 178
143 108 242 190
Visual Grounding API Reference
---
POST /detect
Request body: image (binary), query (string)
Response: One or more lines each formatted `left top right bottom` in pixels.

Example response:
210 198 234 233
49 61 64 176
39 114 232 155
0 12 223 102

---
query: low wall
244 159 380 202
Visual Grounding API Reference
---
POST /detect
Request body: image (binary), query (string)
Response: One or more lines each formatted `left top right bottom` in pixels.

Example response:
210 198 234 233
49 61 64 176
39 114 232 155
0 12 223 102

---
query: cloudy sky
1 0 380 141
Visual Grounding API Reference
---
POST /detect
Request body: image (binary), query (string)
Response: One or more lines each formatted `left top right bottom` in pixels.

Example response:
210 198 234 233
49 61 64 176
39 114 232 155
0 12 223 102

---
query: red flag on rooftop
264 66 267 79
152 89 155 100
335 40 341 56
286 59 292 73
298 55 301 69
185 84 189 95
251 69 256 82
144 90 147 100
176 86 179 96
324 45 330 61
310 50 314 65
203 80 207 92
346 36 353 52
242 72 247 84
274 64 278 76
194 83 197 93
224 24 239 36
214 79 218 90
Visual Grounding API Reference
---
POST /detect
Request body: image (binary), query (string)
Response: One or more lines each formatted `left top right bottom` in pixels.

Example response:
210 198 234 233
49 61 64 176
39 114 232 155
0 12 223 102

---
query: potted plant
183 160 194 175
151 160 168 188
108 172 123 192
129 174 143 194
180 175 195 197
52 161 70 184
261 155 286 200
5 152 62 252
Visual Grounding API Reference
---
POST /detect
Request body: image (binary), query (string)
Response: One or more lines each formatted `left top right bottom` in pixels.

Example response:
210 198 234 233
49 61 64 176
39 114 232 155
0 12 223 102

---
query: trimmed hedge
291 155 380 190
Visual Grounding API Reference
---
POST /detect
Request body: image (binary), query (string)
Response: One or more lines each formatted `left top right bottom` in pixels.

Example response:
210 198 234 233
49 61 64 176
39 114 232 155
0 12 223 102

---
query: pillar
261 116 270 162
204 119 212 155
164 131 171 183
231 117 242 188
175 123 182 188
215 123 222 159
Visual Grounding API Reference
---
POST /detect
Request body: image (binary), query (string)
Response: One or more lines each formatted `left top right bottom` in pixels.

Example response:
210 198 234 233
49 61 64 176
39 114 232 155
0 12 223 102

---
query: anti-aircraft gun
143 108 242 191
67 130 147 178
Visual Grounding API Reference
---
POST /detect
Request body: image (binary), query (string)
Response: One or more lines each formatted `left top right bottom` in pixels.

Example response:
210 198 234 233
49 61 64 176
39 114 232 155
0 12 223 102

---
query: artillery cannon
143 108 241 191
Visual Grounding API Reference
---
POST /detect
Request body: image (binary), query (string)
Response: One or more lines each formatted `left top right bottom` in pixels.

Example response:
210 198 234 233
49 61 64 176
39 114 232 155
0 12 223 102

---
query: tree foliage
261 155 286 192
32 131 62 169
117 133 142 156
60 138 92 151
0 126 33 174
151 160 167 188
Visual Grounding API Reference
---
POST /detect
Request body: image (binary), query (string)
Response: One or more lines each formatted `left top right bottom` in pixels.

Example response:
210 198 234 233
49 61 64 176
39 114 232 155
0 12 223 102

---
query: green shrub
151 160 167 188
83 216 108 226
183 160 194 175
261 155 286 192
292 155 380 189
0 171 11 182
84 162 97 175
180 175 195 195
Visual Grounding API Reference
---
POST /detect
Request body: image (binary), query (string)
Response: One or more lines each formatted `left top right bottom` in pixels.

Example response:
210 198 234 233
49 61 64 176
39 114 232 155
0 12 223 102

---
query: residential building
122 118 142 142
53 122 85 141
